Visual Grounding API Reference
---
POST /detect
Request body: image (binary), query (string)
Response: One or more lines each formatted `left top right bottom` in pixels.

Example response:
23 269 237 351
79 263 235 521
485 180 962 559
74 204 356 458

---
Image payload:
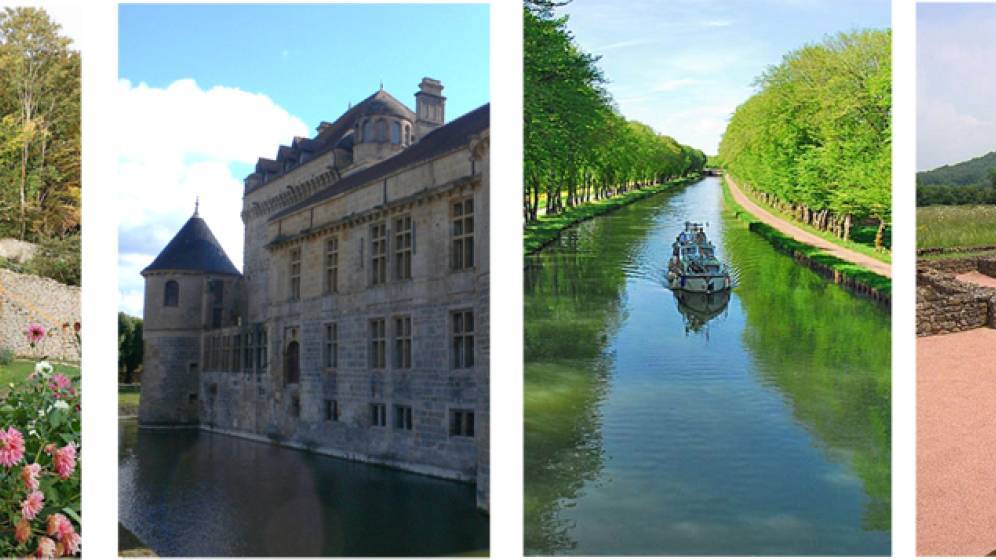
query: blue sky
552 0 890 155
116 4 489 316
918 3 996 170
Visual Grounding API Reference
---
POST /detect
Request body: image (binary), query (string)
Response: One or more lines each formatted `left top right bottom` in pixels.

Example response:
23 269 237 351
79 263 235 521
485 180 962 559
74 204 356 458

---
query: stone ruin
917 256 996 337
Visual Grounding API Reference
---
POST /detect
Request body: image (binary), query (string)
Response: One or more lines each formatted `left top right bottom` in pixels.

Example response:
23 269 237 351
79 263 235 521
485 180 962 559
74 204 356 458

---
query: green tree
118 312 143 383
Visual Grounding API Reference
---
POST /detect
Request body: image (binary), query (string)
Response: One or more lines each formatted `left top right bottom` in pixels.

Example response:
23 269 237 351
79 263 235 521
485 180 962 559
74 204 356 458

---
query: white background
57 0 922 556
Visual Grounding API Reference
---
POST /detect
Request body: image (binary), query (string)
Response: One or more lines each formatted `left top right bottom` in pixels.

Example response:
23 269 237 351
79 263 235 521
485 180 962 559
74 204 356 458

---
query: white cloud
116 78 309 316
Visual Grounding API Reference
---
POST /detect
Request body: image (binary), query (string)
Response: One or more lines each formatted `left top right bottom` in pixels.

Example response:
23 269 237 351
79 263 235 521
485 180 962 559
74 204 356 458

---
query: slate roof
142 212 241 276
269 103 489 222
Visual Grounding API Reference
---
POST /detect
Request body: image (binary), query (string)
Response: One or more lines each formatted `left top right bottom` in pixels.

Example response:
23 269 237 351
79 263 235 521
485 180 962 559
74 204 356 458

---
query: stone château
139 78 490 510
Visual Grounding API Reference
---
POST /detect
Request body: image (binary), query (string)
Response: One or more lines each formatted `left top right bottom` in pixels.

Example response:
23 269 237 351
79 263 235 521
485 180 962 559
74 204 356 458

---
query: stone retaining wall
917 257 996 336
0 269 80 361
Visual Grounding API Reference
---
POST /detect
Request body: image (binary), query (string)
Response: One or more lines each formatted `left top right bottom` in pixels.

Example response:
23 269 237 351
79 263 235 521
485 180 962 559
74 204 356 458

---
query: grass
119 390 140 417
917 205 996 250
524 174 702 254
734 179 892 264
0 360 79 390
723 178 891 295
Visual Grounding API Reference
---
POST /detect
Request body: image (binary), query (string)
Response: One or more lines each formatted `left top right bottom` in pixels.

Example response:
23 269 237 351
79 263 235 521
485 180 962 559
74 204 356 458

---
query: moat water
524 177 890 555
119 419 489 556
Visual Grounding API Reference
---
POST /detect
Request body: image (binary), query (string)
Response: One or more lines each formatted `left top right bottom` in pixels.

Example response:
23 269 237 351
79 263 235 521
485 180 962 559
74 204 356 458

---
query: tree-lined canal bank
119 419 489 557
524 176 890 555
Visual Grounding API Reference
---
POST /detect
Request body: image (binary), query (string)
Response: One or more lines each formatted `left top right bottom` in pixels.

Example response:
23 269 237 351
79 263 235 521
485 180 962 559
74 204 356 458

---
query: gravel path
918 329 996 555
726 176 892 278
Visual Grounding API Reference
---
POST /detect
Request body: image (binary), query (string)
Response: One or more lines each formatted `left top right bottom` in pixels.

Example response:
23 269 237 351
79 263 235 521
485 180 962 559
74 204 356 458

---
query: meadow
917 205 996 250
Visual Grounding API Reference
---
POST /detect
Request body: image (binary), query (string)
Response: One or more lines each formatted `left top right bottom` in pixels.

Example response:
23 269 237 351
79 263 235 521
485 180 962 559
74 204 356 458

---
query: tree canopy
916 150 996 206
719 30 891 248
0 7 80 242
523 4 705 222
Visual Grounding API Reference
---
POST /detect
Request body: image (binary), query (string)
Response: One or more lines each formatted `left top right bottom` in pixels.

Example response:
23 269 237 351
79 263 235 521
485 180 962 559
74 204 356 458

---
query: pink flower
46 513 73 540
43 443 56 455
15 518 31 544
26 324 46 345
0 427 25 467
61 528 80 556
21 489 44 520
35 536 56 559
49 374 71 392
53 443 76 479
21 462 41 490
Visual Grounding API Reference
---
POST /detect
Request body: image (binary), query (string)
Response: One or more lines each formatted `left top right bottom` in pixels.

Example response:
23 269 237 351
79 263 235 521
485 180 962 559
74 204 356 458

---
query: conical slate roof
142 209 240 276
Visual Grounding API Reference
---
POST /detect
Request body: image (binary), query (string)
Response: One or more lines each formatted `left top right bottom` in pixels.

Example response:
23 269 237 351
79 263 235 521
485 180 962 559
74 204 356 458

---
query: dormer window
375 119 387 142
283 158 295 172
363 120 375 142
391 122 401 144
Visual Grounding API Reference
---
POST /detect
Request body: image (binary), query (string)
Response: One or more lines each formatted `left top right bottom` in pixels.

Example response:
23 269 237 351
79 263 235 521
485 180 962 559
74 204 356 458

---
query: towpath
726 175 891 278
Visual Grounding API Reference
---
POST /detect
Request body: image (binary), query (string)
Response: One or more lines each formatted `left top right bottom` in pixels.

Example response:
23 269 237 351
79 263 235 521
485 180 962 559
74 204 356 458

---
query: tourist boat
667 222 732 293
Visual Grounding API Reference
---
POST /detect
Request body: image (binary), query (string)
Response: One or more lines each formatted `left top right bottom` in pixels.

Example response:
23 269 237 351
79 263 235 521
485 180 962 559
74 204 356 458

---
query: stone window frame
325 399 340 422
324 322 338 370
232 334 241 372
449 408 475 438
393 215 413 281
403 123 411 145
370 402 387 427
324 236 339 294
369 317 387 369
289 246 302 301
370 222 388 286
375 119 388 142
394 404 414 431
390 121 401 144
258 327 268 371
451 309 475 369
393 315 412 369
163 279 179 307
221 335 231 371
362 119 375 142
450 197 474 271
244 331 254 374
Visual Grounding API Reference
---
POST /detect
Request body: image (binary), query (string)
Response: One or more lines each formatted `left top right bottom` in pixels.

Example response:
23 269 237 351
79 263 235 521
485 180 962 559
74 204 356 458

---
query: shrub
23 235 80 287
0 348 12 366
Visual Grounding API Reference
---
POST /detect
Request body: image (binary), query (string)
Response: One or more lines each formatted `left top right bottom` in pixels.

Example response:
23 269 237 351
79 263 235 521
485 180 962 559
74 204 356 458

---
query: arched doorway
285 341 300 385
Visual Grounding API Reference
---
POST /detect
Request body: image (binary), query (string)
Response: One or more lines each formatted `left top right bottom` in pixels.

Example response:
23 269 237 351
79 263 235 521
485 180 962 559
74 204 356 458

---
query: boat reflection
673 289 730 334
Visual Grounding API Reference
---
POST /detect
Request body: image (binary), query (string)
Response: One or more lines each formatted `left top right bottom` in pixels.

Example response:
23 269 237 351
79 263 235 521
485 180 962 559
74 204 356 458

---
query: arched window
363 120 375 142
375 119 387 142
403 124 410 145
285 341 300 385
391 122 401 144
164 280 179 307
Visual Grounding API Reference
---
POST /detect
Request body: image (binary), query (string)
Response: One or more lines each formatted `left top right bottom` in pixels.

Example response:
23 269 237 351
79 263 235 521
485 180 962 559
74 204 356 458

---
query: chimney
414 77 445 142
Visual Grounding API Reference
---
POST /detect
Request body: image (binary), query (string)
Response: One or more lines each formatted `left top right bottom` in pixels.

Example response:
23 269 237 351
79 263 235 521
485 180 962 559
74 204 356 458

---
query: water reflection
672 290 731 334
523 177 890 555
119 419 488 557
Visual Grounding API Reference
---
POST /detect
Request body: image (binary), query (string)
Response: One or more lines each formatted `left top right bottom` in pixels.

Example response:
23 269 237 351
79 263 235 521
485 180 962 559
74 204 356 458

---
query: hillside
918 151 996 187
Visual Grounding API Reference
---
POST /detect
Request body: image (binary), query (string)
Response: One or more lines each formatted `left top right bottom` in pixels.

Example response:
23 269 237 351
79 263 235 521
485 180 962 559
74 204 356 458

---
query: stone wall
918 257 979 274
0 269 80 361
917 265 996 336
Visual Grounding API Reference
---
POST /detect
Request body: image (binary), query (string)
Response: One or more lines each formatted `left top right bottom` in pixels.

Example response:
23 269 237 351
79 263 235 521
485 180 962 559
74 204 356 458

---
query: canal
524 176 890 555
119 419 489 556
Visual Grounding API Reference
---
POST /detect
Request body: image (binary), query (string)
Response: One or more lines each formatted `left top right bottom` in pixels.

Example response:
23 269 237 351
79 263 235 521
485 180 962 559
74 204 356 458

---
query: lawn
119 388 140 417
918 205 996 250
0 359 79 389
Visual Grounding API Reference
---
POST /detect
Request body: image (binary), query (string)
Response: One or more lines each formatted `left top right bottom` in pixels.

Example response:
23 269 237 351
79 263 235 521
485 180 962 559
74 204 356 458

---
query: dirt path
956 271 996 289
918 329 996 555
726 176 891 278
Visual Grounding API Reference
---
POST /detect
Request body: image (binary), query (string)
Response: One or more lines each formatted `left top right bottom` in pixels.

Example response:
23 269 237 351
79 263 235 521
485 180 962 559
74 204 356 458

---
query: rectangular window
289 247 301 300
449 409 475 438
451 198 474 270
370 403 386 427
371 223 387 285
393 316 412 369
325 399 339 422
232 334 241 372
324 322 338 369
369 318 386 369
221 335 231 371
244 332 254 372
394 215 412 280
452 310 474 369
394 405 413 431
324 237 339 293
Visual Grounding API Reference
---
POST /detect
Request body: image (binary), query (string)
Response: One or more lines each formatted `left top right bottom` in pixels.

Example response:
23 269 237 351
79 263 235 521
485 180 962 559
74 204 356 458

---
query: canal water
524 177 890 555
119 419 489 556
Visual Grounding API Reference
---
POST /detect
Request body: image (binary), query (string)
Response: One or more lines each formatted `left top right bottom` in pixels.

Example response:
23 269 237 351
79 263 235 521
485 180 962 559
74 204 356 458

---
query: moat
524 176 890 555
119 419 489 556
